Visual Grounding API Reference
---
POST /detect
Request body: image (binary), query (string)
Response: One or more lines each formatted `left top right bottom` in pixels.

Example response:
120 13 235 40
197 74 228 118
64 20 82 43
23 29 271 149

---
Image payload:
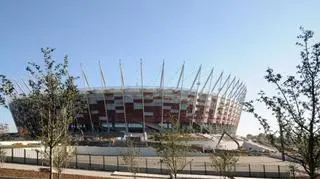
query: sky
1 0 320 136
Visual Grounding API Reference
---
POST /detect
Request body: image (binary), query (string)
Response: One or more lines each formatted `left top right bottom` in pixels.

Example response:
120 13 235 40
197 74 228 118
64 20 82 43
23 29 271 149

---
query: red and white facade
77 86 246 135
76 62 246 135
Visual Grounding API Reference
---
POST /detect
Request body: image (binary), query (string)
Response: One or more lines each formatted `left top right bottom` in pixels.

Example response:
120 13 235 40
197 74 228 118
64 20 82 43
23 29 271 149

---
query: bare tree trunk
174 158 177 179
309 161 316 179
49 146 53 179
308 136 316 179
57 171 61 179
309 79 316 179
279 123 285 161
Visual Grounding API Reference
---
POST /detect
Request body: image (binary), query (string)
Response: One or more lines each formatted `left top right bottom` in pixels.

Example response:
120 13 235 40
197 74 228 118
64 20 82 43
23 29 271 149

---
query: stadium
10 62 246 136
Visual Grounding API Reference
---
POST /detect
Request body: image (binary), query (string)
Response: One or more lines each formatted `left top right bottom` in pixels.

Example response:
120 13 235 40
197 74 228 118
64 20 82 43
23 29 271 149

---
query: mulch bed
0 168 106 179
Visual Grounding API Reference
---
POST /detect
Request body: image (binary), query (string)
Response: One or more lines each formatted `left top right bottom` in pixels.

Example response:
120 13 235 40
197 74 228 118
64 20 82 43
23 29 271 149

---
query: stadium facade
76 62 246 135
10 62 247 136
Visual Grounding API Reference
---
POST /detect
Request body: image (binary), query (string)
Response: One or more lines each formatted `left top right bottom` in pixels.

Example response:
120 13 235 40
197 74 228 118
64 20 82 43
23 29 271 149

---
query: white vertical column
192 66 201 126
80 63 94 132
140 59 146 133
177 63 185 127
119 61 128 134
160 60 165 129
99 61 110 133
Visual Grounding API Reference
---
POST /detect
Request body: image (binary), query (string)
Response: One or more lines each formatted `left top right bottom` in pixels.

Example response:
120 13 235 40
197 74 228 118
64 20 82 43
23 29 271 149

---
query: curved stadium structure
10 63 247 136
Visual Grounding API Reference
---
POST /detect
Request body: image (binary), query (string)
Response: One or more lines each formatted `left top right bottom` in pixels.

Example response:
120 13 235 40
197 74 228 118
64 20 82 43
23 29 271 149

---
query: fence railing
1 148 294 178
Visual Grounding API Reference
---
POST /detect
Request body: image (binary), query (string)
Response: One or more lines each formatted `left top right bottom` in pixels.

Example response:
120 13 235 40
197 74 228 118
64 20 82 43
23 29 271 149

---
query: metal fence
1 148 294 178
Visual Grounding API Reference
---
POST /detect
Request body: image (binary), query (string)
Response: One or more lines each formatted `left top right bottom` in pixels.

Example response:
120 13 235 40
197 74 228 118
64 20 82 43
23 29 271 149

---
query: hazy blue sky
1 1 320 136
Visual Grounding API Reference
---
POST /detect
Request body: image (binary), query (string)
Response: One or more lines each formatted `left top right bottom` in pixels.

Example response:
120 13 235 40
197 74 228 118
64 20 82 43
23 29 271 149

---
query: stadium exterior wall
74 87 245 135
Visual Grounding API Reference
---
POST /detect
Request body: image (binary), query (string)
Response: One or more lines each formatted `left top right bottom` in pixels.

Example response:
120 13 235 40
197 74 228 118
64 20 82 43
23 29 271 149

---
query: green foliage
0 75 14 108
244 27 320 178
0 48 82 179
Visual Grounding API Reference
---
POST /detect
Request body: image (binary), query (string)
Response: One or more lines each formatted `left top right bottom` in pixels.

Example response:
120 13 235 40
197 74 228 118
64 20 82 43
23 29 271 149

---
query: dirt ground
0 168 105 179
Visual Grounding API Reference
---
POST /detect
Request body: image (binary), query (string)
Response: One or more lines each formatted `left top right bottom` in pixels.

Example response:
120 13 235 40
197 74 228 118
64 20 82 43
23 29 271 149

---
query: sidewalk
111 171 267 179
0 163 270 179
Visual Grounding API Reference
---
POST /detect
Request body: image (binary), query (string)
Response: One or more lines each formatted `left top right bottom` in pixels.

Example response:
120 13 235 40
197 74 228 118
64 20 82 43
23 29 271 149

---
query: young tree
121 140 139 178
0 148 6 165
245 27 320 178
52 145 75 179
210 150 239 179
154 118 192 179
0 48 81 179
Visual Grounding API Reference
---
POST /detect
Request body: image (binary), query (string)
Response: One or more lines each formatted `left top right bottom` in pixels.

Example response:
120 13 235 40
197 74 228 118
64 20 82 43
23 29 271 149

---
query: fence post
89 154 91 169
117 156 119 171
11 148 13 162
103 155 105 170
189 160 192 174
36 150 39 165
263 164 266 178
145 159 148 173
278 165 280 178
248 164 251 177
204 162 207 175
24 149 26 164
75 154 78 168
160 159 163 174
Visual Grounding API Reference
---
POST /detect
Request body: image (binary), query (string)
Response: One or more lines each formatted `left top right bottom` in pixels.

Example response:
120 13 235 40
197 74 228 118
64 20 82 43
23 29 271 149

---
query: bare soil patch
0 168 105 179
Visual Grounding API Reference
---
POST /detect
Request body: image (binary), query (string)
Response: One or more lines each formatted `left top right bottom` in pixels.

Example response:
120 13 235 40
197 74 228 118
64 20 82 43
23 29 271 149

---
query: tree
52 145 75 179
0 48 81 179
0 75 14 107
121 140 139 178
0 148 6 165
244 27 320 179
210 150 239 179
154 118 192 179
